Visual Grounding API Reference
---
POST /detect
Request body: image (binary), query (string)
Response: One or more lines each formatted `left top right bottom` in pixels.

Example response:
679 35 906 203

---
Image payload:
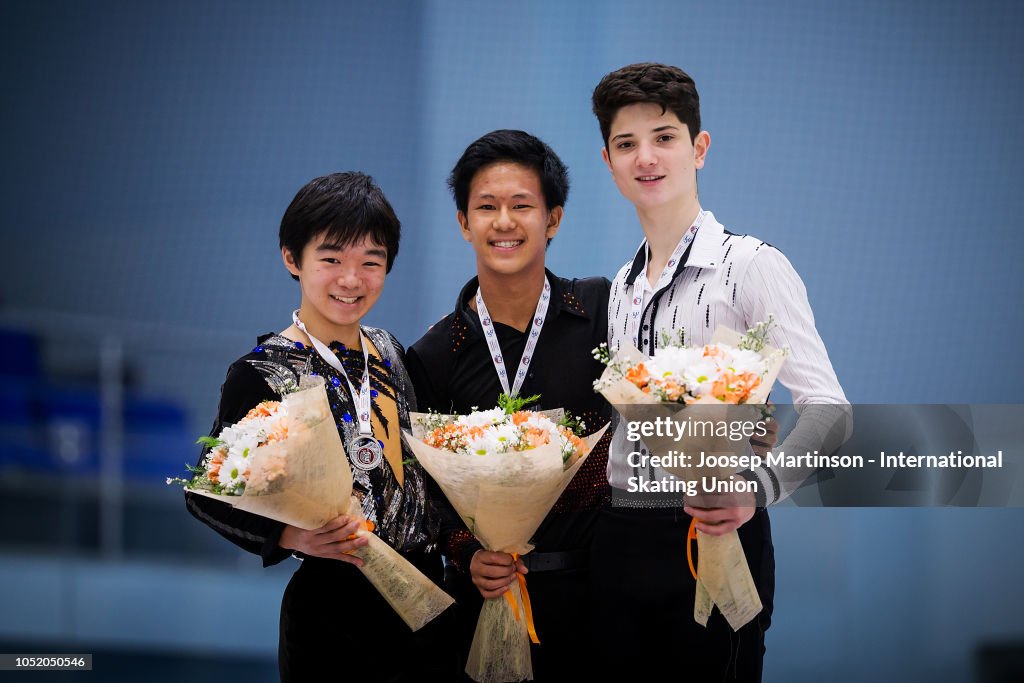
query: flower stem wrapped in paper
170 375 453 631
403 394 609 683
593 319 786 631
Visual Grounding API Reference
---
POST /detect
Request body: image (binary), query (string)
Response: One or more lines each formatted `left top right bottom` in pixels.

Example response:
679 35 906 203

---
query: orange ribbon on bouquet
686 518 699 580
342 519 376 555
346 519 375 538
502 553 540 644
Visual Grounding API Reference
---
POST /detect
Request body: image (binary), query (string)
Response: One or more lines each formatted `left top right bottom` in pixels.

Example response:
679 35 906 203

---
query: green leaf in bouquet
195 435 225 449
165 461 233 494
659 328 686 348
497 393 542 415
557 411 587 437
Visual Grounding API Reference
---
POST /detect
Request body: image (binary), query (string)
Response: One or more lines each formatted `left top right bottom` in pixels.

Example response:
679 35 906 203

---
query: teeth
331 295 359 304
493 240 522 248
638 175 662 181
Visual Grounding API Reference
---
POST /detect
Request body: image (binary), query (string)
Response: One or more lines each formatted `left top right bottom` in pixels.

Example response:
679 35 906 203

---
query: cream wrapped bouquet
594 321 786 631
171 375 453 631
404 395 608 683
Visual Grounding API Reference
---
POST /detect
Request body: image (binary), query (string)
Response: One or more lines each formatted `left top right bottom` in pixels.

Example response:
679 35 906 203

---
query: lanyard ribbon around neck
291 311 374 440
475 277 550 397
627 210 706 348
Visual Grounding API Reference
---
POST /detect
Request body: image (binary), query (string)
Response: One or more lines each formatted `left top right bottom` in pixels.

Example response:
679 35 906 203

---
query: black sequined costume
406 271 612 680
186 328 449 681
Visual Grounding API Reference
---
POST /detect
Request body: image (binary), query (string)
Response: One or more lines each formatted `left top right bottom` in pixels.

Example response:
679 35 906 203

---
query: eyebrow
316 243 388 259
610 124 680 142
476 192 535 200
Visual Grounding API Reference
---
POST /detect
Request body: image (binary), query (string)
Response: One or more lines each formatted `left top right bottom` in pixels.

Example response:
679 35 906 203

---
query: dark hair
591 63 701 148
447 129 569 214
279 172 400 278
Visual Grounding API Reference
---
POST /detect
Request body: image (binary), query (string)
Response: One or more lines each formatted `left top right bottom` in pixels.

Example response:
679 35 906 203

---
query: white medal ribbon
627 210 706 347
291 311 378 453
475 277 550 397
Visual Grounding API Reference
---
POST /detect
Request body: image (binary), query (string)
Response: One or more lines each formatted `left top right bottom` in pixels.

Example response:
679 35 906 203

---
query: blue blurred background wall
0 1 1022 681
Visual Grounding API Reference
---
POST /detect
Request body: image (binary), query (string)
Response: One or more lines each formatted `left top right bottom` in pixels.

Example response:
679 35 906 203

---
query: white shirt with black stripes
606 211 851 505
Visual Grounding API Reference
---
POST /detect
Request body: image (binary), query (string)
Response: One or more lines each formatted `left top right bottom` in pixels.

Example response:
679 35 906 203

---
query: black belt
521 549 587 572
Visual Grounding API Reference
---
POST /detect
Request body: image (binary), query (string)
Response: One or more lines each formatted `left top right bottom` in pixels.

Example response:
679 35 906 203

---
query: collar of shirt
624 210 726 289
454 269 593 350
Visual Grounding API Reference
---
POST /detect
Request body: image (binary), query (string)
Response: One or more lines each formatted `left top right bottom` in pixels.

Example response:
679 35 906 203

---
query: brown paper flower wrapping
595 326 785 630
405 414 609 682
189 376 453 631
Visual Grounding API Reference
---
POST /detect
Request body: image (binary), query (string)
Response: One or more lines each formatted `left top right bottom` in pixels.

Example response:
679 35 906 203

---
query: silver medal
350 435 384 471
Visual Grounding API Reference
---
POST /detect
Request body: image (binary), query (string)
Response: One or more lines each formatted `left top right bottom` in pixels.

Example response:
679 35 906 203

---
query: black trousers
589 506 774 683
278 550 457 682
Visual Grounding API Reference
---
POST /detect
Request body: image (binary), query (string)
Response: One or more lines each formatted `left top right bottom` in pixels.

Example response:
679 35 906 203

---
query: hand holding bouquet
404 394 608 683
171 375 453 631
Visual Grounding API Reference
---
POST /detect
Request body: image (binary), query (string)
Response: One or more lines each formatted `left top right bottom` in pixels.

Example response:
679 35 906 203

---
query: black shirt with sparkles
405 270 613 570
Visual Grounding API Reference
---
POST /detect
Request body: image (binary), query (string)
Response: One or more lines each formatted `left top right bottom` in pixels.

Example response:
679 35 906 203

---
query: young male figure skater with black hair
186 172 448 682
405 130 614 680
590 63 849 680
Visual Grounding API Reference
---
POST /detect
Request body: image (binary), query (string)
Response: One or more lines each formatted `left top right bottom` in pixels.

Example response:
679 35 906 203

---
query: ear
545 206 563 240
693 131 711 169
601 145 612 173
457 211 472 242
282 246 302 278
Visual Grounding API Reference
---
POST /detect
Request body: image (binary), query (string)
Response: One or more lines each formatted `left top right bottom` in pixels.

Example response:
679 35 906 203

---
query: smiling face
458 161 562 283
282 233 387 345
601 102 710 217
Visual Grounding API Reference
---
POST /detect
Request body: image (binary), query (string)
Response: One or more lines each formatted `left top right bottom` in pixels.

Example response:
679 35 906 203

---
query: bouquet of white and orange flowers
171 400 291 496
171 375 453 631
404 394 608 683
594 320 786 631
419 401 588 465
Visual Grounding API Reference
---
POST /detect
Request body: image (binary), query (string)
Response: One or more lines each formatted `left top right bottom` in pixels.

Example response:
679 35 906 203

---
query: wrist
278 524 298 551
458 540 485 572
738 469 769 507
